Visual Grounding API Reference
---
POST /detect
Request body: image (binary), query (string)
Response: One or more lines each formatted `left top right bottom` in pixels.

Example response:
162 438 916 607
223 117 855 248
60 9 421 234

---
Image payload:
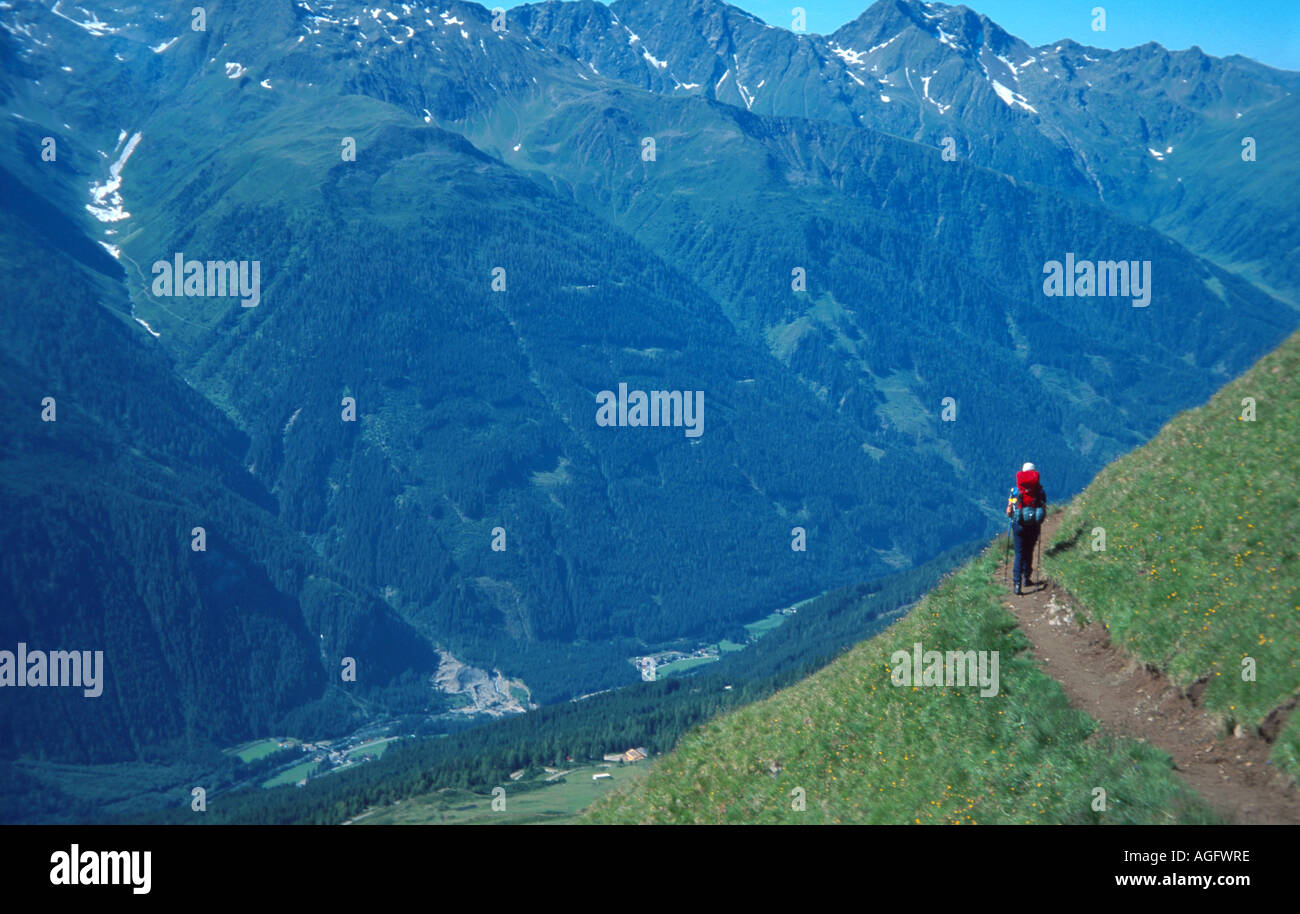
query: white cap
1022 462 1036 472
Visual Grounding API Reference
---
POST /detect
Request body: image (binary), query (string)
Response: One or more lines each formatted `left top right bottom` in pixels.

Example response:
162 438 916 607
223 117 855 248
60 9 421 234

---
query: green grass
586 547 1215 824
660 595 824 677
358 764 654 825
743 611 788 639
346 739 395 760
262 760 319 789
738 595 823 644
229 738 293 764
657 655 721 677
1047 329 1300 777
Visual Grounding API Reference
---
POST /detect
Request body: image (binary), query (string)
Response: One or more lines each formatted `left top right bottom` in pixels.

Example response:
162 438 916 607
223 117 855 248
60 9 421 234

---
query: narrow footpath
999 512 1300 824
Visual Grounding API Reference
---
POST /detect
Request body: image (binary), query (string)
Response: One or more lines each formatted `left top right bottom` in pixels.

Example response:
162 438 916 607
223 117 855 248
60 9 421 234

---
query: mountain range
0 0 1294 783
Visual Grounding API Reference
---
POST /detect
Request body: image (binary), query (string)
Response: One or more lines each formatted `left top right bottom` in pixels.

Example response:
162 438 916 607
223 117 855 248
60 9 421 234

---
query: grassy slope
586 331 1300 824
586 544 1213 824
1048 330 1300 775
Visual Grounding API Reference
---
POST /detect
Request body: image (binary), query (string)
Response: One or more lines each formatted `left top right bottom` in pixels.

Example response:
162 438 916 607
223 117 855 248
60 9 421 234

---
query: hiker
1006 462 1047 595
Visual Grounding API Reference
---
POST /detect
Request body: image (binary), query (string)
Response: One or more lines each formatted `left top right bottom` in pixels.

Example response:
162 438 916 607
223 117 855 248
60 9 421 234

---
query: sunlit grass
587 547 1213 824
1049 331 1299 777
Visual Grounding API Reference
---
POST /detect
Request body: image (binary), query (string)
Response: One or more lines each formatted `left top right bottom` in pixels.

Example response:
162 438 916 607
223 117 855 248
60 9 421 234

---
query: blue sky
732 1 1300 70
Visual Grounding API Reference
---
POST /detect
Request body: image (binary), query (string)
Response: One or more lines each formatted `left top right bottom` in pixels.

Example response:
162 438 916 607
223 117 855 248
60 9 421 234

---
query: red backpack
1014 470 1045 524
1016 470 1043 507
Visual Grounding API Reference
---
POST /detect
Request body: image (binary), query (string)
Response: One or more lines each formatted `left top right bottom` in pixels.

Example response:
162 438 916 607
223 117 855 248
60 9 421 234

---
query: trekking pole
1037 532 1042 583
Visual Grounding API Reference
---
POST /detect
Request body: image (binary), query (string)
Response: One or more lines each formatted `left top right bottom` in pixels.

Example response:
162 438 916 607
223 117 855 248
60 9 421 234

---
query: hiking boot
1013 581 1022 595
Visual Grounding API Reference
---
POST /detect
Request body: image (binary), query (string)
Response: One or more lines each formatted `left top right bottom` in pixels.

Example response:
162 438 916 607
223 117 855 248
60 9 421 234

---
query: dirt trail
999 512 1300 824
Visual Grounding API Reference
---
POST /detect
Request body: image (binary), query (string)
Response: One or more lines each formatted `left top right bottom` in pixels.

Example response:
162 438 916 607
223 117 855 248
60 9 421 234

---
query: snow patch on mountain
737 80 754 109
991 79 1037 114
868 33 900 54
87 131 141 224
920 74 950 114
51 1 117 37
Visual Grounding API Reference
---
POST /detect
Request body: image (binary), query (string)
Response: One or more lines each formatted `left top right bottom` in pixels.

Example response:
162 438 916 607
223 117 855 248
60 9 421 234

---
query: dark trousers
1012 522 1040 584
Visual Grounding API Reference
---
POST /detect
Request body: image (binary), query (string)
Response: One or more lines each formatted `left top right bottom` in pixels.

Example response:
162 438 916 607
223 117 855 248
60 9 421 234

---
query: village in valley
632 601 804 681
225 597 815 817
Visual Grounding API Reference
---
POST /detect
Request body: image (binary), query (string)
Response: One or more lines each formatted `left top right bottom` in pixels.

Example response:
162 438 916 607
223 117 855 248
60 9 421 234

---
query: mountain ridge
0 0 1294 781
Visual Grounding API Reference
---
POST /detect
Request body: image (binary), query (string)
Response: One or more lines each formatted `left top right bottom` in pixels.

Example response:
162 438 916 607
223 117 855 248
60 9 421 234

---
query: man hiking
1006 462 1047 595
